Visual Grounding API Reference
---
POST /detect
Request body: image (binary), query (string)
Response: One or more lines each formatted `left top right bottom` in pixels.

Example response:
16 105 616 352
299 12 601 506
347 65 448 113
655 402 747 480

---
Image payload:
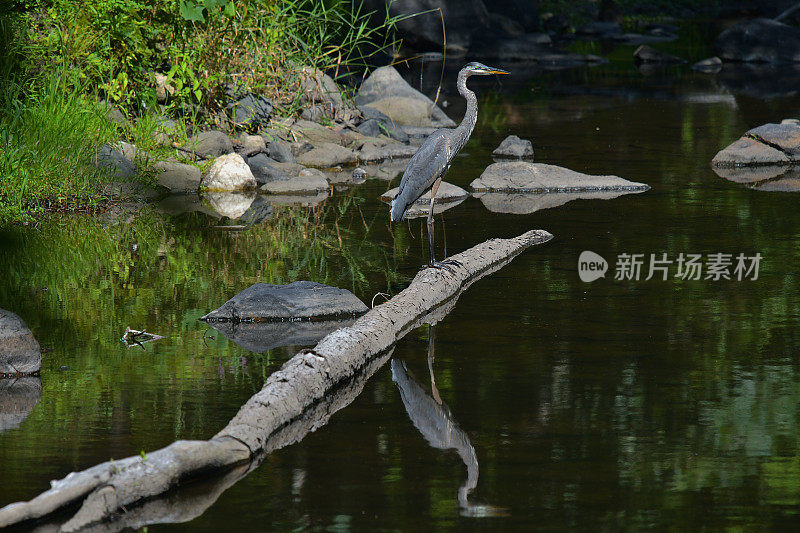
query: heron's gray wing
390 130 452 222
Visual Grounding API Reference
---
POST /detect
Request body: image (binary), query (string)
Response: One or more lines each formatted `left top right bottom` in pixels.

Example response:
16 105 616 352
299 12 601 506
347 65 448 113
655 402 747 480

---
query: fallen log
0 229 553 531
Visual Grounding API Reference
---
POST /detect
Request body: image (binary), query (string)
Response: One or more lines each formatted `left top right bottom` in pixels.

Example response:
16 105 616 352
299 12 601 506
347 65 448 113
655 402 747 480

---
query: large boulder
261 168 329 195
492 135 534 158
191 130 234 158
0 378 40 432
297 142 357 167
247 153 286 185
715 18 800 64
0 309 41 375
200 281 368 322
154 161 202 192
356 66 455 128
202 153 258 191
471 161 650 192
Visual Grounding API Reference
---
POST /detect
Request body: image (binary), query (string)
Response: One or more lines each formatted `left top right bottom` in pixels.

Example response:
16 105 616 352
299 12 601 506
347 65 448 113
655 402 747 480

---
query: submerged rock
471 161 650 192
0 378 40 432
492 135 534 159
0 309 41 375
712 164 789 184
715 18 800 64
201 281 368 322
154 161 202 192
191 130 234 158
261 168 329 195
208 318 357 353
356 66 455 128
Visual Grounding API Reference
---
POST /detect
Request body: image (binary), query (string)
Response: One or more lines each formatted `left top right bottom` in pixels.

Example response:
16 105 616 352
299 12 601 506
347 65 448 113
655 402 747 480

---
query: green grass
0 1 404 224
0 72 119 221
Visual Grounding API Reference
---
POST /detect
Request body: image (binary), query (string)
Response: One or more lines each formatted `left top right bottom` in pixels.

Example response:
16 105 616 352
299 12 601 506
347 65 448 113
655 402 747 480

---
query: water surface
3 34 800 530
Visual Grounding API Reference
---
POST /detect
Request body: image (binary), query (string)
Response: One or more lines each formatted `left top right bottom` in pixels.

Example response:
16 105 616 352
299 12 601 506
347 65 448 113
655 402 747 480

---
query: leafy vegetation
0 0 401 223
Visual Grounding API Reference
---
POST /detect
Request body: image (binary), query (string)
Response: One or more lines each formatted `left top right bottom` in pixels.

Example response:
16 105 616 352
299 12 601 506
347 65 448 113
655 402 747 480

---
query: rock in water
203 153 258 191
493 135 534 158
192 130 234 158
355 66 455 128
471 161 650 192
711 122 800 167
633 45 686 64
200 281 369 322
715 18 800 64
0 309 41 375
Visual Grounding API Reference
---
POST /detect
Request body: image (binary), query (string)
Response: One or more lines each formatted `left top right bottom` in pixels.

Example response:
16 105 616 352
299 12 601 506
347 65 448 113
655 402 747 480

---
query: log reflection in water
391 325 508 517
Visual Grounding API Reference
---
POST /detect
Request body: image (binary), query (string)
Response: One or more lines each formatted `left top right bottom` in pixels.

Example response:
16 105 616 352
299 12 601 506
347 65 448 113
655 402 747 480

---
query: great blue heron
390 62 509 270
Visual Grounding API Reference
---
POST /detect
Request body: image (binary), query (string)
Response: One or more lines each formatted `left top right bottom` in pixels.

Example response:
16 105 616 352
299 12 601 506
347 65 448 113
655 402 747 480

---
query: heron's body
390 62 509 269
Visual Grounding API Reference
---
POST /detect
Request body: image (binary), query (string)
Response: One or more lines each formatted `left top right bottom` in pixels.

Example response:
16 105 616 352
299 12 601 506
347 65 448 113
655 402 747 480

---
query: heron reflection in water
390 63 509 270
391 325 508 517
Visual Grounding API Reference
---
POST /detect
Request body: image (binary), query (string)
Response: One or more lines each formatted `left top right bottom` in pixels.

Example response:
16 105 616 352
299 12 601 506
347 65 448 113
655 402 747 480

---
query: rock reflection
392 325 507 517
713 166 800 191
206 318 357 353
0 378 40 433
474 190 637 215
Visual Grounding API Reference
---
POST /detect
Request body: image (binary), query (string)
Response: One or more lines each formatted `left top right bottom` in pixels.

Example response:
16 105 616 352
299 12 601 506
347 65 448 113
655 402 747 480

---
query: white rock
203 153 258 191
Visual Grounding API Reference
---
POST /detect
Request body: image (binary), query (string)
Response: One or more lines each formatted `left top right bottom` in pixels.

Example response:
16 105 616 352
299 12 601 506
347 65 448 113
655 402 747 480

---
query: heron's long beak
486 67 510 75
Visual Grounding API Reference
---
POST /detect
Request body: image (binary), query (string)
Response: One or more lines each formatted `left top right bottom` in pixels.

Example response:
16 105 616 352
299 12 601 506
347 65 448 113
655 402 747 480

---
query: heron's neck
454 71 477 152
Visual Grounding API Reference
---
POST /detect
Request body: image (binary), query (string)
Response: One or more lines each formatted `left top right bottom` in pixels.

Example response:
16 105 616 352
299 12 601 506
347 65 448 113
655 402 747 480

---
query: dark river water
3 29 800 531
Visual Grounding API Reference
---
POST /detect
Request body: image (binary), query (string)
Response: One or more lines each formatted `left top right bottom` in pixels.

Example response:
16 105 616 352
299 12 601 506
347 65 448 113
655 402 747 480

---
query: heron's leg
426 178 441 266
428 324 442 405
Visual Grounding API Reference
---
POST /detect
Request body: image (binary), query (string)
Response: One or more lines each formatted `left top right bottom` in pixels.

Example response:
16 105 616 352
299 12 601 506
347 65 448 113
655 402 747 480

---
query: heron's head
463 62 509 77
